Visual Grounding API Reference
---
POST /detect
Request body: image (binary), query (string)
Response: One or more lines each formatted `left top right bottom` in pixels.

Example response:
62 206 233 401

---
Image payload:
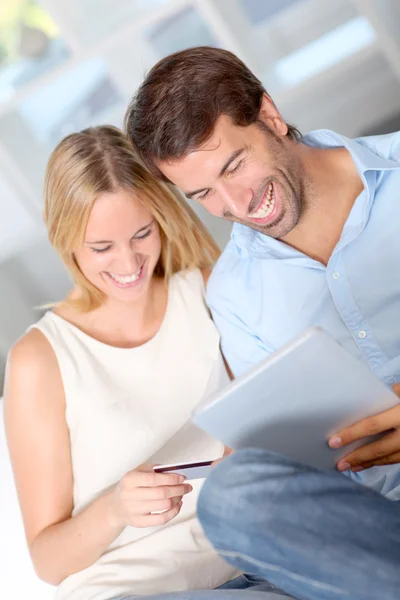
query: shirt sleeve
208 289 273 378
389 130 400 161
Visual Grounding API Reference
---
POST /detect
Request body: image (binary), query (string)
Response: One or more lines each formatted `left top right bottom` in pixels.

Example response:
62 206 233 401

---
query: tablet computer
192 327 399 470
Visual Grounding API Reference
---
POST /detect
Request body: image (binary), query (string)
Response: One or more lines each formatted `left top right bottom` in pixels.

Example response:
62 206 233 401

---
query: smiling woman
3 125 243 600
44 126 218 313
66 187 162 309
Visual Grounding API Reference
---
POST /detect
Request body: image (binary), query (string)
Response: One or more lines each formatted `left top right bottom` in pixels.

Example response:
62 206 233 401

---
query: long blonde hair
44 125 220 312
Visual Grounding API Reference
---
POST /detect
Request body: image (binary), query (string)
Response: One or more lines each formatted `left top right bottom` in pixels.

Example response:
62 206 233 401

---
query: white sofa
0 400 54 600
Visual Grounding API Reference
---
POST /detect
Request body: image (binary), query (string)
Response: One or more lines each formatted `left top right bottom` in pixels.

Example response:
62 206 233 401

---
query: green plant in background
0 0 59 65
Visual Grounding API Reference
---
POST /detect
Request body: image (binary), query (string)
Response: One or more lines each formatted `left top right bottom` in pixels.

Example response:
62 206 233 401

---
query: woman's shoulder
8 327 57 376
5 327 63 418
4 328 66 467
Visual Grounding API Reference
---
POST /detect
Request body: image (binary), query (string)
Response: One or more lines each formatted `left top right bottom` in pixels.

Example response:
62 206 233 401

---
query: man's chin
231 212 286 238
245 204 303 239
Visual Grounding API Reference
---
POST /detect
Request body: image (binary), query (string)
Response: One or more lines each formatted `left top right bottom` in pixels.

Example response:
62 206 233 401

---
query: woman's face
74 189 162 304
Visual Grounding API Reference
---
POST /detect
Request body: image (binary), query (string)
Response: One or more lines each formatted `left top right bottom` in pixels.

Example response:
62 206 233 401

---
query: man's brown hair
125 46 301 179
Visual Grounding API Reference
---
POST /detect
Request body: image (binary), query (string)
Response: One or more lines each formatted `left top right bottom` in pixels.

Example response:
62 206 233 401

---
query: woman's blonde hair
44 125 220 312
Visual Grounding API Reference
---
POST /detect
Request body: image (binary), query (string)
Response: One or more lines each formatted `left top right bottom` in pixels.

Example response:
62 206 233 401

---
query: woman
4 127 278 600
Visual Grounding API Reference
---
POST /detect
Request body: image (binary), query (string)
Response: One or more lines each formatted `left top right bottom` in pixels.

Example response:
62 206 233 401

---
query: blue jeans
197 449 400 600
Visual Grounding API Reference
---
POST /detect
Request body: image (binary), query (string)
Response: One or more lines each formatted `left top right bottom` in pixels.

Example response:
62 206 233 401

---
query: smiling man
125 47 400 599
126 47 400 379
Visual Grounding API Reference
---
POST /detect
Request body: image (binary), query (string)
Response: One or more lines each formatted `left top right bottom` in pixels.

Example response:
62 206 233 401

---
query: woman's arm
4 329 190 585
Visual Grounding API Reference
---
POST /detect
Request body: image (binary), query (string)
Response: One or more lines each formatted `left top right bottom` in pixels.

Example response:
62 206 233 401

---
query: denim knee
198 449 283 534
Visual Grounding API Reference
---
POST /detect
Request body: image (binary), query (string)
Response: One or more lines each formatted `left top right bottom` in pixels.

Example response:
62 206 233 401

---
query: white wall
1 1 400 381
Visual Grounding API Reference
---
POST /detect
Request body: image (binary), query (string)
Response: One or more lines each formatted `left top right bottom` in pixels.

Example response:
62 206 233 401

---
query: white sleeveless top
32 269 237 600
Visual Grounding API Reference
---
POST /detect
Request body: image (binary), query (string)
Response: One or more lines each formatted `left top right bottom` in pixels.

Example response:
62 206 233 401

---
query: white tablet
192 327 399 470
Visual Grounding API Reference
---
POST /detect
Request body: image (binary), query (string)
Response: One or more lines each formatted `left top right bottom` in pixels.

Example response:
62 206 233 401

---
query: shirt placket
326 249 388 377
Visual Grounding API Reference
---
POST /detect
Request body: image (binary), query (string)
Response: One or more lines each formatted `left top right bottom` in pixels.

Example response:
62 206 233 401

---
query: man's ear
258 93 288 137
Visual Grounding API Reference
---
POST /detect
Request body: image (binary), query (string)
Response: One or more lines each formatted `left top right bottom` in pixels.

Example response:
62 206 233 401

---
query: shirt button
358 330 367 339
332 272 340 280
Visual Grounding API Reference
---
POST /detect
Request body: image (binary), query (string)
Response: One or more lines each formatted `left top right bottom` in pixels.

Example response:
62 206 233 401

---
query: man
125 47 400 598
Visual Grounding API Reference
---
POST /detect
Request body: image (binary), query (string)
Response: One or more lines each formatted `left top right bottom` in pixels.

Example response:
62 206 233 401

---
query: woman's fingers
132 483 192 501
145 495 183 514
135 501 183 527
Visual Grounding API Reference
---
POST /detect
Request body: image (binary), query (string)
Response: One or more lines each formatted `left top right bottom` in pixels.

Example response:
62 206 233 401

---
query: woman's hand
111 465 193 528
211 446 233 468
329 384 400 472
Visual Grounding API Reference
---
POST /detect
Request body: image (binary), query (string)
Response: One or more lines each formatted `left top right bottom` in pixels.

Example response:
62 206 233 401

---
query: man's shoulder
355 130 400 162
207 238 246 306
208 240 239 291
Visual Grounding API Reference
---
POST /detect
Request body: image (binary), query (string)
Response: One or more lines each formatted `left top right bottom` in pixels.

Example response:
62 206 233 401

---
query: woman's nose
118 247 141 273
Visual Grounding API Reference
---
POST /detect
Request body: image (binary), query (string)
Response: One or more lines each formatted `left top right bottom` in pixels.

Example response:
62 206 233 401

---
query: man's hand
328 384 400 472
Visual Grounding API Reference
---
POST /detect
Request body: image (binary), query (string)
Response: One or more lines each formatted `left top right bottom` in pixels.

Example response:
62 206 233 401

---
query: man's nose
219 184 251 219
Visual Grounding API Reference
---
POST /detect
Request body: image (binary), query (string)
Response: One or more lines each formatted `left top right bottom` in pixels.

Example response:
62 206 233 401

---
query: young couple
5 47 400 600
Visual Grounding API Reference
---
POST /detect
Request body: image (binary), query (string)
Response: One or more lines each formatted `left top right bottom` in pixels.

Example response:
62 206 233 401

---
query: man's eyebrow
184 148 246 199
85 221 153 244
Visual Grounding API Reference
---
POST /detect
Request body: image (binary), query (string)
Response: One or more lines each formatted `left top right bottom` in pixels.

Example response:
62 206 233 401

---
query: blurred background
1 1 400 595
2 0 400 393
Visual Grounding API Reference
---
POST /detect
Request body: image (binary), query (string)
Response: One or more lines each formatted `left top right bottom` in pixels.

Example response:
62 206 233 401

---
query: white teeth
108 269 141 284
250 184 275 219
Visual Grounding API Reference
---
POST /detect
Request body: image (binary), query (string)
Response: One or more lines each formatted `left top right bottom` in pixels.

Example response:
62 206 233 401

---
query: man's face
158 109 304 239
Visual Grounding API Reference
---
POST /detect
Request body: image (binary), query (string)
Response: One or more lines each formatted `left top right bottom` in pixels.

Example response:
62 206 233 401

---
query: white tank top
32 269 237 600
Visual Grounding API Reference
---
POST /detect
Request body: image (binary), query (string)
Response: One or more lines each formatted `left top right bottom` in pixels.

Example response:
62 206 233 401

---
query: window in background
235 0 376 97
0 58 124 198
47 0 170 46
239 0 301 25
0 0 69 104
273 16 376 88
18 57 123 144
146 5 217 57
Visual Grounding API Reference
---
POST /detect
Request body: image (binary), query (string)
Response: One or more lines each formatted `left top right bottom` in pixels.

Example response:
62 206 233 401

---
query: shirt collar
231 129 400 258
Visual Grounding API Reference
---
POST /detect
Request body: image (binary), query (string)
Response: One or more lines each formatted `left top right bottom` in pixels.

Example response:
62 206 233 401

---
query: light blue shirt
207 129 400 499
